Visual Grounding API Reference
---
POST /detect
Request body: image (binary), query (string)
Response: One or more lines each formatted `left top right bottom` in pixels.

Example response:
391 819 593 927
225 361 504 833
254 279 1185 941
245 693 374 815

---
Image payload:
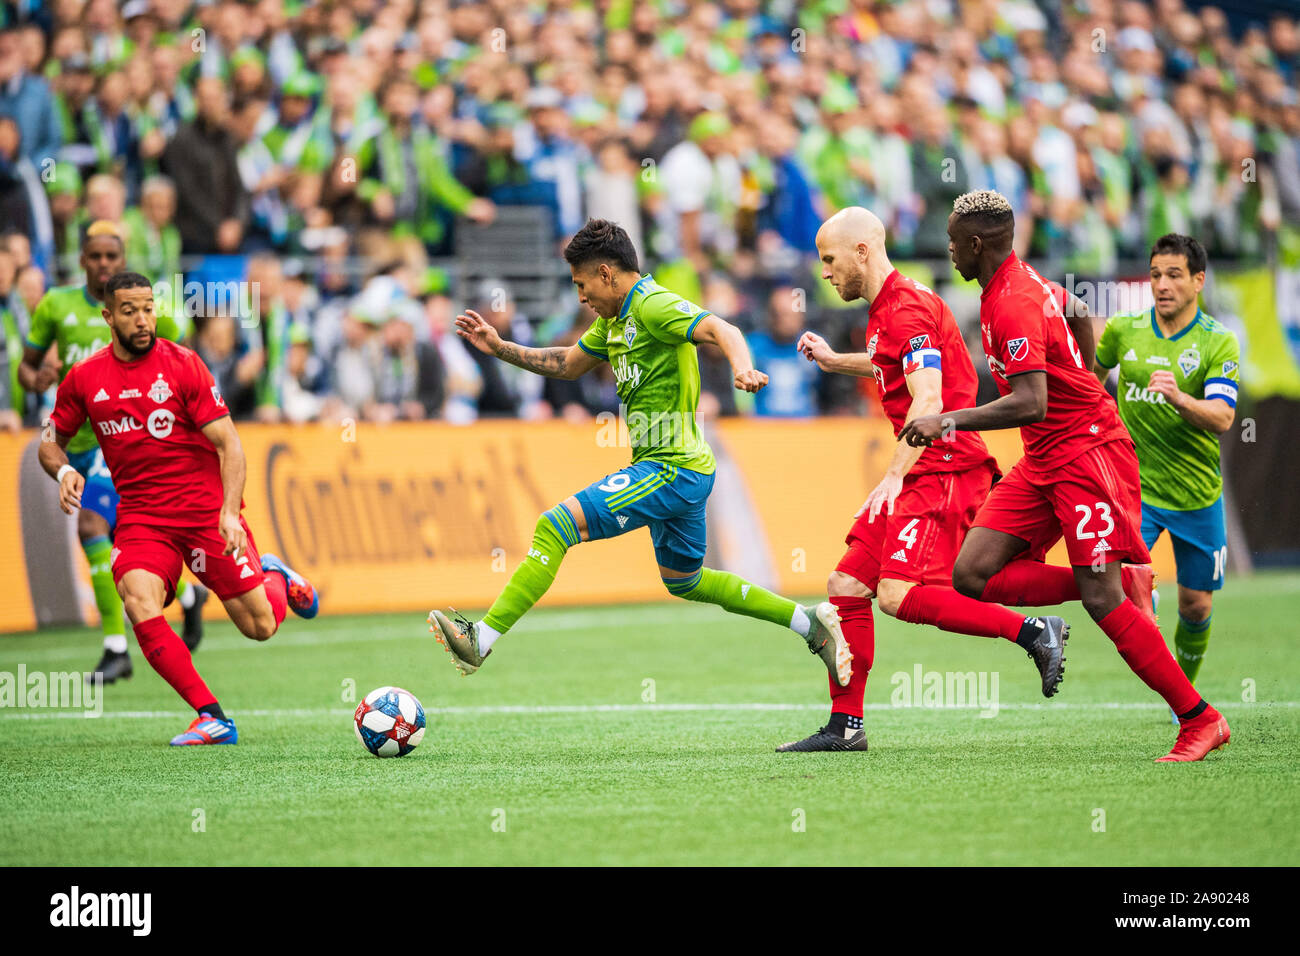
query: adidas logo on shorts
891 549 908 562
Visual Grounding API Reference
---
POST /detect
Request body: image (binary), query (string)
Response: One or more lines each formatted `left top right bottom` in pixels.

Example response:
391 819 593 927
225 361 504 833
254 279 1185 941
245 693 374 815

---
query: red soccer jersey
50 338 236 528
979 253 1128 475
866 270 994 475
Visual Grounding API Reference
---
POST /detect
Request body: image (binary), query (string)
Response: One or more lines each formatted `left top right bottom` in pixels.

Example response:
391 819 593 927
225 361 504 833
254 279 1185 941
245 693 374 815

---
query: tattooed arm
455 309 603 381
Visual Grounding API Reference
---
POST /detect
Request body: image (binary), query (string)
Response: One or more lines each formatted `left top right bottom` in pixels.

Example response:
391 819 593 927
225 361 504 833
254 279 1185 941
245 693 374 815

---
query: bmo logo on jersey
97 416 143 436
147 409 176 438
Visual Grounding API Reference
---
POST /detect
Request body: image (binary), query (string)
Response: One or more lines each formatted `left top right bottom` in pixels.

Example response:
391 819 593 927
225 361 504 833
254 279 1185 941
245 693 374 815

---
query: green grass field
1 572 1297 866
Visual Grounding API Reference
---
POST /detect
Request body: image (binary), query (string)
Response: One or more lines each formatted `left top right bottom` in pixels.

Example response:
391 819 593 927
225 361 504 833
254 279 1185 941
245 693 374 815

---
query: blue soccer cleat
169 712 238 746
261 553 319 619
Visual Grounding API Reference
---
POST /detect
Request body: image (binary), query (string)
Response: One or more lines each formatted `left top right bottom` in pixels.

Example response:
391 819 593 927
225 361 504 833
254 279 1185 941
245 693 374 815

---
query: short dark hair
563 218 639 273
1149 233 1207 275
105 271 153 303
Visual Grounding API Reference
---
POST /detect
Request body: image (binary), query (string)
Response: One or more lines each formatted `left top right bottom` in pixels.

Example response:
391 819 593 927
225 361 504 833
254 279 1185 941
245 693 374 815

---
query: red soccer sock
897 584 1026 641
263 571 288 627
133 615 218 712
828 596 874 719
981 559 1080 606
1098 599 1202 715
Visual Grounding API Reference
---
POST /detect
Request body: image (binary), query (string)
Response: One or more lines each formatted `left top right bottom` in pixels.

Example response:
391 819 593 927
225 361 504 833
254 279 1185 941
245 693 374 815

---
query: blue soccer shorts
1140 496 1227 592
67 446 119 529
573 460 715 573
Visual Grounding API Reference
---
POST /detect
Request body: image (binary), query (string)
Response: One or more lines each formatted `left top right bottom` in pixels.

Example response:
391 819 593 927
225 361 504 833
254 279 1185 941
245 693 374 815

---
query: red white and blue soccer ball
353 686 426 758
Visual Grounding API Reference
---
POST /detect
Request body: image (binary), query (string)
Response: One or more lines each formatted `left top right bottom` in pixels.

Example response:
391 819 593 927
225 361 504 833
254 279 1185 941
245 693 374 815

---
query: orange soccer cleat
1156 707 1230 762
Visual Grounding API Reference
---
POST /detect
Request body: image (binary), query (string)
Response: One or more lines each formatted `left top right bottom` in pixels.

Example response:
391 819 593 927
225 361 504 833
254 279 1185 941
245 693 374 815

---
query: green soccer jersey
578 275 716 475
1095 308 1240 511
27 285 181 454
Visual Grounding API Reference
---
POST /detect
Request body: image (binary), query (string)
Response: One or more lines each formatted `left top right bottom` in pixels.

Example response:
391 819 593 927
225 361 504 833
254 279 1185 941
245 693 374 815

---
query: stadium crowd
1 0 1298 428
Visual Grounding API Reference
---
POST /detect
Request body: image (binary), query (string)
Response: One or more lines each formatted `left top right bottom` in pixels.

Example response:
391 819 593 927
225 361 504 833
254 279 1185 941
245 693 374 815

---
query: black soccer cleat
182 583 209 652
1025 615 1069 698
88 649 133 685
776 726 869 752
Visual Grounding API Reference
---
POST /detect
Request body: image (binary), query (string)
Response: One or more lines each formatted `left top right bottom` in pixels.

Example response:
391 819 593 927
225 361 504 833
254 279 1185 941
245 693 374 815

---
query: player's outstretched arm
795 331 875 377
37 427 83 514
201 415 249 558
454 309 602 380
691 314 767 393
899 371 1047 446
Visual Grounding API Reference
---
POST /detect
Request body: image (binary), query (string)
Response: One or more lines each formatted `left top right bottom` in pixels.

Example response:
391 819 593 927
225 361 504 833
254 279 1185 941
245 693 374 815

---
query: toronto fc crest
149 374 172 404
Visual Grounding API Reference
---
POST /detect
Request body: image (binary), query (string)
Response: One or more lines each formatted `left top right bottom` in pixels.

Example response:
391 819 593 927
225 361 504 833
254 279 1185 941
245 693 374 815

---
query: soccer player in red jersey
38 272 319 746
776 207 1071 752
899 191 1229 762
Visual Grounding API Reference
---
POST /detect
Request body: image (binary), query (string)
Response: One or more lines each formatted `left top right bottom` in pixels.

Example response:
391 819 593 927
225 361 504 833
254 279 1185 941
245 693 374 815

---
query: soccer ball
353 686 426 758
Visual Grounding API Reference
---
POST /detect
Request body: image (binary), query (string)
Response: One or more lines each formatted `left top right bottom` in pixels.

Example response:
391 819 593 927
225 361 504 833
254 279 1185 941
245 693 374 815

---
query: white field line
5 571 1300 664
1 700 1297 721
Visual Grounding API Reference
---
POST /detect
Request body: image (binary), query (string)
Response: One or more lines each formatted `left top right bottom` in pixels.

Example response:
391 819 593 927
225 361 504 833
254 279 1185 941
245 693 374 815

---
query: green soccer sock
665 567 801 631
83 535 126 647
481 506 580 635
1174 613 1212 685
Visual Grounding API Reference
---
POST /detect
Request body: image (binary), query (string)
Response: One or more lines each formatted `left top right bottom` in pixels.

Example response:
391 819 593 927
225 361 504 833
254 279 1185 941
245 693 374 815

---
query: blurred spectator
0 245 26 430
357 72 493 254
0 25 60 169
123 175 180 282
746 286 820 418
0 113 52 273
195 315 262 418
423 290 482 425
161 76 247 254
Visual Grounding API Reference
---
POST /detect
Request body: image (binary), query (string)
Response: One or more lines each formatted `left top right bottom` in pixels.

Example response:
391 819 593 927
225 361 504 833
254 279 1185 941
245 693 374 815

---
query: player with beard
39 271 319 746
20 222 207 685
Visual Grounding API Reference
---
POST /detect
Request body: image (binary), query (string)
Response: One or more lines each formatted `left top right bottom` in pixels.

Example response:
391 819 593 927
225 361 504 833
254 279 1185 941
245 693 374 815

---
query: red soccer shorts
110 516 267 604
837 461 998 593
971 439 1151 567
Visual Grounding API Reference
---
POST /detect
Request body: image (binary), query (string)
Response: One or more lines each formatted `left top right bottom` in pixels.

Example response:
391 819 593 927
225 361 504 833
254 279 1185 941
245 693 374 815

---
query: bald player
779 207 1070 752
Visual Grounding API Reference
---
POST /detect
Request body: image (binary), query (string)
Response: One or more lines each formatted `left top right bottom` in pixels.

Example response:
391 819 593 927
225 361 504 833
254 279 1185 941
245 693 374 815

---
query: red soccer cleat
1156 707 1230 762
1122 563 1158 627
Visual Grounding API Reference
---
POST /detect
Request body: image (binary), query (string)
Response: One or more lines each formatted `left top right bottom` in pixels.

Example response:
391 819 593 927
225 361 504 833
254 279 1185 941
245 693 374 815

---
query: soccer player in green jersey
20 222 205 684
428 218 853 686
1094 234 1239 705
